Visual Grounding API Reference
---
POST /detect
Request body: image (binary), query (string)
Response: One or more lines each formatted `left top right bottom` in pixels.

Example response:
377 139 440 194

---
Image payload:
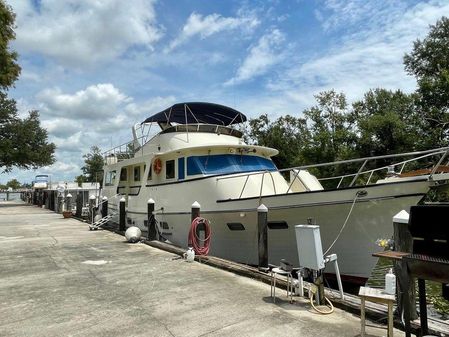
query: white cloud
268 1 449 111
10 0 162 65
166 12 259 52
225 29 286 85
37 83 130 120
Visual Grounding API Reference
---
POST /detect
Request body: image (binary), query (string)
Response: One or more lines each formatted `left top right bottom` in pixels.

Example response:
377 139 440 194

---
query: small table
359 286 395 337
270 267 293 303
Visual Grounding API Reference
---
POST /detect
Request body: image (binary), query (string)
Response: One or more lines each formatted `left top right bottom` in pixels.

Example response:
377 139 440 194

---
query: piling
101 196 108 217
257 204 268 269
89 195 96 224
66 193 72 212
75 193 82 217
57 194 63 213
147 198 156 240
191 201 203 247
393 210 417 320
119 197 126 232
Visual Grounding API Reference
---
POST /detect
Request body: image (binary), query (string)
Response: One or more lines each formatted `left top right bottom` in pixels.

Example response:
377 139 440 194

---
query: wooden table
359 286 395 337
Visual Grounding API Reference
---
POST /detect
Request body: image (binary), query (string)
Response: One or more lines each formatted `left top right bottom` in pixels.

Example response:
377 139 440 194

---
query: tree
246 114 308 169
298 90 357 180
351 89 420 156
0 3 55 173
80 146 104 185
0 92 56 172
0 0 21 90
6 178 20 190
404 16 449 147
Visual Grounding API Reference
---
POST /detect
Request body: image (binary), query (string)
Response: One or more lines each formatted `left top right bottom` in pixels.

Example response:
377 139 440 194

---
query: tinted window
147 164 152 180
120 168 127 181
187 154 276 176
166 160 175 179
134 166 140 181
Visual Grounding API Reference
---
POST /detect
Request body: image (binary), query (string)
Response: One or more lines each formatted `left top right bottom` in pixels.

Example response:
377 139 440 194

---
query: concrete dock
0 201 399 337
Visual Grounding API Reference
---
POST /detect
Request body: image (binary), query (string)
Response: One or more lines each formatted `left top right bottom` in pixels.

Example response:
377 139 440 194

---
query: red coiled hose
188 217 211 255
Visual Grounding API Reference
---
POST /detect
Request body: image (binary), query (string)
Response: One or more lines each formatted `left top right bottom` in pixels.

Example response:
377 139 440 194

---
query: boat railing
216 147 449 198
102 136 147 163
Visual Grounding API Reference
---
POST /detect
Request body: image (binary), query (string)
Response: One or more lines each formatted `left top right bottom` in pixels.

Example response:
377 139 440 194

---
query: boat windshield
187 154 276 176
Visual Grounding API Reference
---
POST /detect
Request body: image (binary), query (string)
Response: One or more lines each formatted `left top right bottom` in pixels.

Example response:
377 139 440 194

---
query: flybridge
103 102 247 162
141 102 247 127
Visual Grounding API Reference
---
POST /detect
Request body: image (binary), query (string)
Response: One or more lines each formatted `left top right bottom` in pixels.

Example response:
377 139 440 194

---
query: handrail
98 193 122 208
214 147 449 199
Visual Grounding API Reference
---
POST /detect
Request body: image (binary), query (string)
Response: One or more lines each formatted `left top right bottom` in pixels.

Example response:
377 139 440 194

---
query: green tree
0 2 55 173
80 146 104 185
0 0 21 90
6 178 20 190
0 93 56 172
298 90 356 180
351 89 420 156
246 114 308 169
404 16 449 147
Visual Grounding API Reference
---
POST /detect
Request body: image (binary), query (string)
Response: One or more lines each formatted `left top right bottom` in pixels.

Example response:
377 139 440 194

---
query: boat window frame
133 165 141 182
166 159 175 180
120 167 128 182
105 170 117 186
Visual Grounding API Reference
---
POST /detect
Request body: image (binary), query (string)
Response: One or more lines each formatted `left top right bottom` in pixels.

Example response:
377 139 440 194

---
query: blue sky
2 0 449 184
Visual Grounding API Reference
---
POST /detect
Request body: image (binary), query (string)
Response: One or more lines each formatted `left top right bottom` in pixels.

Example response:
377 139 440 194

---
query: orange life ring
153 158 162 175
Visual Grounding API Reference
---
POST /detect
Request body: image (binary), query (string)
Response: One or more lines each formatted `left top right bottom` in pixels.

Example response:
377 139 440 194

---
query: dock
1 201 404 336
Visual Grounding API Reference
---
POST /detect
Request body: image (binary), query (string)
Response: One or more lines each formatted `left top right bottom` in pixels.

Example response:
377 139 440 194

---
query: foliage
0 92 56 172
351 89 421 156
5 178 20 189
75 175 86 187
0 0 21 90
404 16 449 147
80 146 104 185
299 90 357 179
246 114 308 169
0 2 55 173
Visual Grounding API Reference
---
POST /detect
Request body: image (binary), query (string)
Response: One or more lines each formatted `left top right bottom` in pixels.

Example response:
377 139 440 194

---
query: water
0 192 21 201
367 257 449 319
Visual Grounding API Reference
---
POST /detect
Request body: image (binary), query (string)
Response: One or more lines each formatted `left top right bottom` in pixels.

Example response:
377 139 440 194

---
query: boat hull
106 178 429 281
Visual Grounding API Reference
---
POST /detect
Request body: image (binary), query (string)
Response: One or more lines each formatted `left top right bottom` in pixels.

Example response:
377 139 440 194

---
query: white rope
323 192 360 256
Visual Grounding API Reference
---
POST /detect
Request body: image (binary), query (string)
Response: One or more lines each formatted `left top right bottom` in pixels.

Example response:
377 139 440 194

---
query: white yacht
101 102 449 283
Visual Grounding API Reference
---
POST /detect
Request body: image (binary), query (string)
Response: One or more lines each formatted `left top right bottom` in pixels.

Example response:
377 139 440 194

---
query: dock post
147 198 156 240
191 201 203 247
393 210 417 320
57 194 64 213
66 193 72 213
75 193 82 217
102 196 108 217
119 197 126 232
6 191 10 201
89 195 96 224
257 204 268 269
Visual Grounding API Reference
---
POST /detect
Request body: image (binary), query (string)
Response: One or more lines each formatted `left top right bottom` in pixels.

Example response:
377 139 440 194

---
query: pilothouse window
134 166 141 181
120 168 127 181
105 171 116 186
187 154 276 176
166 160 175 179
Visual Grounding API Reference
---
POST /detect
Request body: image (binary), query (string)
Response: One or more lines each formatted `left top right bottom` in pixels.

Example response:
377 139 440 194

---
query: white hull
105 177 429 281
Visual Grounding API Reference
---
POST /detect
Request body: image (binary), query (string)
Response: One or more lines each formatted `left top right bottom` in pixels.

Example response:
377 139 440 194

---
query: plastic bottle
385 268 396 295
186 247 195 262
